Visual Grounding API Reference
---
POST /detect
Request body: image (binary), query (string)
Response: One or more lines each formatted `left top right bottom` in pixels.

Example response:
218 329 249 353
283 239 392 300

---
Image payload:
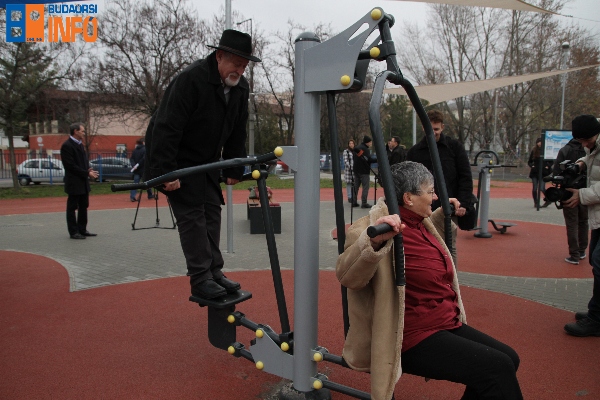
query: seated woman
336 161 522 400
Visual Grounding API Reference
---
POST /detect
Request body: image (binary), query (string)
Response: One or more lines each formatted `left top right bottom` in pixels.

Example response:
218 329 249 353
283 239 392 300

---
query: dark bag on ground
456 194 478 231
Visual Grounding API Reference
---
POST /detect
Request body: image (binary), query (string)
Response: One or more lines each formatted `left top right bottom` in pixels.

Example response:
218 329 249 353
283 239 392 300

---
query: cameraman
562 114 600 337
553 138 588 265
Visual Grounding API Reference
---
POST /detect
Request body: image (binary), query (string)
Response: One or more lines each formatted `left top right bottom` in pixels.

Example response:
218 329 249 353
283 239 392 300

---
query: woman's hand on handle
370 214 404 251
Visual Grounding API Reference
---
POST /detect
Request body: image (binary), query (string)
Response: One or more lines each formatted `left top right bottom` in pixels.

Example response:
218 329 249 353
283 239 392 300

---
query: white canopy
383 64 600 105
390 0 557 14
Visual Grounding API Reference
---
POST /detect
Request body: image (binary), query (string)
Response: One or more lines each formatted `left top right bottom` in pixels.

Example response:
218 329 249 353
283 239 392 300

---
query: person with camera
552 139 588 265
561 114 600 337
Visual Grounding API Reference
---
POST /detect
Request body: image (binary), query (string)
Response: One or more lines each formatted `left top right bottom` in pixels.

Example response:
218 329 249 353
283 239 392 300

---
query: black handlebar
367 223 393 238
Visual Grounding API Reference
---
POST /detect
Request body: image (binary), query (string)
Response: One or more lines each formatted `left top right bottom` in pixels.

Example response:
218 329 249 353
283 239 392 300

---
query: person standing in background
60 123 99 239
353 135 374 208
528 138 552 208
387 136 406 166
130 139 154 202
343 139 355 204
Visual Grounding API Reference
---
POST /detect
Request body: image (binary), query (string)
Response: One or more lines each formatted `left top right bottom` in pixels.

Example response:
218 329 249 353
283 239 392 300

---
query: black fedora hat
208 29 261 63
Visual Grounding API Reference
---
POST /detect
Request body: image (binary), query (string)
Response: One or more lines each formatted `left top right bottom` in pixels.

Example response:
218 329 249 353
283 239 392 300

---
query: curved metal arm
111 151 279 192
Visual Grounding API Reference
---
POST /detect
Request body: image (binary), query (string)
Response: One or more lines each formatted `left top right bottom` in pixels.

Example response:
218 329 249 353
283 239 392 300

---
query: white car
17 158 65 186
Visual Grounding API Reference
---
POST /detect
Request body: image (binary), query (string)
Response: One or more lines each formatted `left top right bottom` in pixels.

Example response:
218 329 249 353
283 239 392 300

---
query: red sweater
400 207 462 352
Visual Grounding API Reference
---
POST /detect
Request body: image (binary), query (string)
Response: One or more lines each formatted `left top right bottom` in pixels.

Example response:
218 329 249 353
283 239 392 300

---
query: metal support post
474 154 493 238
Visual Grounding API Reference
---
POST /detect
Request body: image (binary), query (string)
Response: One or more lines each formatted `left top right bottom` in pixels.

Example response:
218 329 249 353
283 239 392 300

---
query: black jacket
553 139 586 176
130 144 146 176
406 134 473 209
60 137 91 195
145 51 248 205
353 143 372 175
387 145 406 166
528 149 552 179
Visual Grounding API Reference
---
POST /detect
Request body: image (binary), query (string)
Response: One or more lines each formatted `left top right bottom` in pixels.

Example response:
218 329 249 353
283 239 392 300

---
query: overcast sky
194 0 599 37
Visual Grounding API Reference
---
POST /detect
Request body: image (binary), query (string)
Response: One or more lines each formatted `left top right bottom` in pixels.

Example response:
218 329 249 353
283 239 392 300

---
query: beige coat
577 134 600 229
336 198 467 400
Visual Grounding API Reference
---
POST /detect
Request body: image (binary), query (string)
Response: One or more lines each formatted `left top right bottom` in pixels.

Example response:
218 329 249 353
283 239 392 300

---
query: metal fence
0 151 135 185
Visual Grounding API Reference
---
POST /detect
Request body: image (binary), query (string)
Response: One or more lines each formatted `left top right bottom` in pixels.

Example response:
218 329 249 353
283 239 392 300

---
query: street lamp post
560 41 570 129
236 19 255 156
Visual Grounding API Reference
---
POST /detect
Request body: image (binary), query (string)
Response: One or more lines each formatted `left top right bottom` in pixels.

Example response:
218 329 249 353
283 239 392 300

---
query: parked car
275 160 289 174
320 154 331 171
89 157 133 181
17 158 65 186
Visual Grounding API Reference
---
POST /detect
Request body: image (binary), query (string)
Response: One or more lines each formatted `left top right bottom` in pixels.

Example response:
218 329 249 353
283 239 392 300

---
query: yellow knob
371 8 382 20
281 342 290 351
274 147 284 157
228 346 235 355
313 380 323 390
313 352 323 362
256 361 264 370
369 47 380 58
252 170 261 180
340 75 351 86
256 329 264 338
227 315 235 324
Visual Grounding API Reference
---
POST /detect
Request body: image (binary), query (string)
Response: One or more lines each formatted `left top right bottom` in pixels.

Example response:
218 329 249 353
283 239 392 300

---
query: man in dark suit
145 30 260 300
387 136 406 166
60 122 99 239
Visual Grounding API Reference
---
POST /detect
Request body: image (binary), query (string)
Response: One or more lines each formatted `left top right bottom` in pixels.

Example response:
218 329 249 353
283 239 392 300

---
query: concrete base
262 380 331 400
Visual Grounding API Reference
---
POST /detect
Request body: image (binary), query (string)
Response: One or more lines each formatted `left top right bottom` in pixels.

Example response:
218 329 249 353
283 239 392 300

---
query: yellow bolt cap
313 380 323 390
313 352 323 362
370 47 381 58
371 8 382 20
340 75 351 86
256 361 264 370
227 315 235 324
256 329 264 338
252 170 261 180
228 346 235 355
281 342 290 351
274 147 283 157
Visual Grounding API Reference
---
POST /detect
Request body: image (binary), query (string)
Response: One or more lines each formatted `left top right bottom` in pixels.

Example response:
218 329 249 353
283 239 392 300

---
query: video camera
543 161 586 204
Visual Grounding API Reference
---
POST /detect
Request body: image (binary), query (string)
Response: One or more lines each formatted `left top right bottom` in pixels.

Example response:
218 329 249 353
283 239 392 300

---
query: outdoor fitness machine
112 8 452 399
472 151 516 237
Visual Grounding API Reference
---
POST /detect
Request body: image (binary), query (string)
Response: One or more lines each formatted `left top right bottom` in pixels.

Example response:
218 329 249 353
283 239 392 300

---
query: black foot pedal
189 290 252 309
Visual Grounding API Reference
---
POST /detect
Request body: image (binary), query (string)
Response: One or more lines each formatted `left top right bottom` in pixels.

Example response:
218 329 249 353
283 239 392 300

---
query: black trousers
401 324 523 400
66 193 89 236
562 204 589 259
170 200 224 286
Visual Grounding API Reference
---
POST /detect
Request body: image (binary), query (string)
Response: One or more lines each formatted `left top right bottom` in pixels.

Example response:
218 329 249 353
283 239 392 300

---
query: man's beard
224 74 240 87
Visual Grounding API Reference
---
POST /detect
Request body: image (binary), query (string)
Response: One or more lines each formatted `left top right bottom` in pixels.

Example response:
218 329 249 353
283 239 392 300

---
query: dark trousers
170 200 224 286
66 193 89 236
353 173 370 205
130 174 153 200
401 325 523 400
531 176 546 205
563 204 588 259
587 229 600 322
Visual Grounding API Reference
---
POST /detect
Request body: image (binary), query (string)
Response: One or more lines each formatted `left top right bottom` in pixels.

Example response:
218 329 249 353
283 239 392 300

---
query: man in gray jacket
562 114 600 337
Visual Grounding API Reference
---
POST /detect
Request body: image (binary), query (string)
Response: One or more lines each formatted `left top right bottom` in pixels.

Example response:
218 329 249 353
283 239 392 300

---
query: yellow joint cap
313 380 323 390
371 8 382 20
340 75 351 86
228 346 235 355
252 170 261 180
227 315 235 324
256 329 264 338
274 146 284 157
313 352 323 362
281 342 290 352
256 361 264 370
370 47 381 58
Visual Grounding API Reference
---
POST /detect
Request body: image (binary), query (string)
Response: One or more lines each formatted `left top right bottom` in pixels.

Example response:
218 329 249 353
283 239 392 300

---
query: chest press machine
112 8 453 399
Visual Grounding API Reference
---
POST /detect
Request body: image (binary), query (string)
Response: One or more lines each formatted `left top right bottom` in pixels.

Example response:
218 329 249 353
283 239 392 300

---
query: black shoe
191 279 227 299
580 252 587 260
564 317 600 337
81 231 97 237
70 233 86 240
214 276 241 293
130 198 137 202
361 203 372 209
148 195 155 200
565 256 579 265
351 203 359 207
575 311 588 321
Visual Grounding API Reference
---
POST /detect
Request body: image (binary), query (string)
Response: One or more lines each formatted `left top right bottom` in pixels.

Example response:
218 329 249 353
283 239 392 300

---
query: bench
247 198 281 234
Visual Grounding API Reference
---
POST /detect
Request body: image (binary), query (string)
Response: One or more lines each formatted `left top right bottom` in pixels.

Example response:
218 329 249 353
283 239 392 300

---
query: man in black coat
60 122 99 239
553 138 588 265
145 30 260 300
387 136 406 166
129 139 154 202
353 135 374 208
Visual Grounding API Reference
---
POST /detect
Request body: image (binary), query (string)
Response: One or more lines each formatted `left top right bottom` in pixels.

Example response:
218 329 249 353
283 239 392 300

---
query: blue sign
543 130 572 160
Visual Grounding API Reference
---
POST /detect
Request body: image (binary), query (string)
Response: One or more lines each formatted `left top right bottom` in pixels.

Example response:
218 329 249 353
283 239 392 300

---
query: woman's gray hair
390 161 434 205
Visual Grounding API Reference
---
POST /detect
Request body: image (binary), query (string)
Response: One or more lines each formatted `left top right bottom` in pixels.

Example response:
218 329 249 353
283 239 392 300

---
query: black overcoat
60 137 91 195
145 51 248 206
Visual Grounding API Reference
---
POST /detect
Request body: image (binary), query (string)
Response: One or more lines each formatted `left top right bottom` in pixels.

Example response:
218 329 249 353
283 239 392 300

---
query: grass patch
0 175 339 200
